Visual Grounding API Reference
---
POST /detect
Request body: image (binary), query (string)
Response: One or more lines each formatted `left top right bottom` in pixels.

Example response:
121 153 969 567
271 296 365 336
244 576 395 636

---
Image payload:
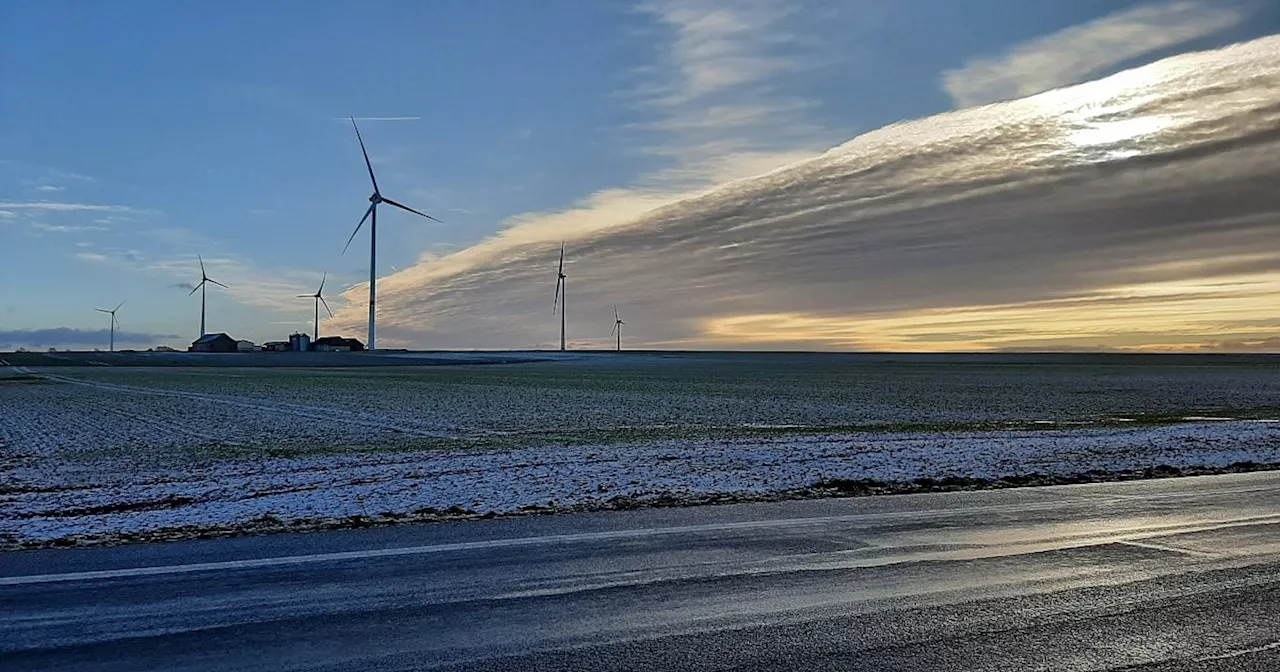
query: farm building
313 336 365 352
262 341 290 352
189 333 237 353
236 340 259 352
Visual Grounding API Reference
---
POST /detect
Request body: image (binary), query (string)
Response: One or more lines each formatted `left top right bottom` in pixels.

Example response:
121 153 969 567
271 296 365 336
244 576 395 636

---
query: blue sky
2 1 1278 350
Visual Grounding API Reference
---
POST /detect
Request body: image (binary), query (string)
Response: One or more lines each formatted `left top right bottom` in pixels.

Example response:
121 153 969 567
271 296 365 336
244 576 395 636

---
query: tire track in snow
69 390 246 447
37 373 460 440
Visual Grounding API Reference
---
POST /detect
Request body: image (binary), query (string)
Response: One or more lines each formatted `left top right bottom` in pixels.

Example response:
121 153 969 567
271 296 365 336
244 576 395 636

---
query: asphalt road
3 473 1280 671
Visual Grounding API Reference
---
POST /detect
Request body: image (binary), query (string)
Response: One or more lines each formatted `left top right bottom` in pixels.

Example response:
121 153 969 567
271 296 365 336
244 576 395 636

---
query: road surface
3 472 1280 671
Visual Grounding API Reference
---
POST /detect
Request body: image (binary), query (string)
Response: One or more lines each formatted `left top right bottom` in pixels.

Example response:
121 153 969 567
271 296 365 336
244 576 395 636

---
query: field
3 352 1280 547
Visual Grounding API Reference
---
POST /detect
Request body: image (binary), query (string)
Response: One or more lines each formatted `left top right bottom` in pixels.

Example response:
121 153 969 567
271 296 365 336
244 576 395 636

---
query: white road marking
3 510 1278 587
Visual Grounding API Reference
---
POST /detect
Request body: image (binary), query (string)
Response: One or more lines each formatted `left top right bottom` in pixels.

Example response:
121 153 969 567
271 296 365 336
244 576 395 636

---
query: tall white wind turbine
610 305 625 352
189 255 228 338
341 117 440 351
552 243 566 351
297 272 333 342
94 301 124 352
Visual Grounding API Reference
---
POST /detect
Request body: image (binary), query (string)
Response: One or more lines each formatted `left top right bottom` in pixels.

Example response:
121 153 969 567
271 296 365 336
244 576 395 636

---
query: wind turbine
188 255 228 338
94 301 124 352
552 242 566 351
341 117 440 351
297 272 333 343
610 305 625 352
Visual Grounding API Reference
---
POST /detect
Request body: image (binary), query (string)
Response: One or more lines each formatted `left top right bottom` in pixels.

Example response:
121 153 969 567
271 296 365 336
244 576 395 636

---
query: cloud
63 223 332 316
326 35 1280 352
0 201 140 213
1195 336 1280 353
640 0 802 102
698 271 1280 352
630 0 847 179
324 0 854 349
144 255 327 313
942 0 1250 107
33 223 108 233
0 328 180 350
19 167 93 193
47 168 95 183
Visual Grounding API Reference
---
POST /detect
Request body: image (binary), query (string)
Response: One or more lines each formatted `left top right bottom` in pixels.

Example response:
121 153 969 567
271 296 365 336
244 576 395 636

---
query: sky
2 0 1279 352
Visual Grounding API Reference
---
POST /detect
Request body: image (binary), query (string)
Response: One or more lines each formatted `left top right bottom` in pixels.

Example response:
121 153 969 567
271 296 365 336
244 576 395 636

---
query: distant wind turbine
94 301 124 352
189 255 228 338
297 272 333 342
610 305 625 352
552 242 567 351
341 117 440 351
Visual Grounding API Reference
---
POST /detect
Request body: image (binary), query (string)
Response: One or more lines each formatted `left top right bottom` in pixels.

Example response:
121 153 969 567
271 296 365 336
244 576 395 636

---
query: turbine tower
552 243 566 351
610 305 625 352
189 255 228 338
297 272 333 342
94 301 124 352
341 117 440 352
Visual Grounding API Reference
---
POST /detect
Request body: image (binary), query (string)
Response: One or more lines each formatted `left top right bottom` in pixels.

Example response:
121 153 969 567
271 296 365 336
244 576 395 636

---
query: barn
313 336 366 352
189 333 237 353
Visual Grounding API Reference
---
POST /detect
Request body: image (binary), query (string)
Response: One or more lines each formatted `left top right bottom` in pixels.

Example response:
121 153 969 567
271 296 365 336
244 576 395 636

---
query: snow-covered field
2 356 1279 547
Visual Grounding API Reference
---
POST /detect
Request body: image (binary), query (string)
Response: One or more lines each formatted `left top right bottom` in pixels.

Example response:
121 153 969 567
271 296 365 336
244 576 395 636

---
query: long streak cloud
328 36 1280 352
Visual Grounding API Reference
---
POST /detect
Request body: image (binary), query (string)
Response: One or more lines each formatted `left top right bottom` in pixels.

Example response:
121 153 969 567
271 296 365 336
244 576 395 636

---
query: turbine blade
199 254 207 279
95 308 110 314
188 280 205 295
208 279 229 289
319 295 334 318
557 242 564 276
297 294 312 298
351 117 379 193
342 204 375 255
382 197 441 223
553 277 561 314
114 300 125 312
610 321 618 337
614 305 619 322
318 271 327 294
